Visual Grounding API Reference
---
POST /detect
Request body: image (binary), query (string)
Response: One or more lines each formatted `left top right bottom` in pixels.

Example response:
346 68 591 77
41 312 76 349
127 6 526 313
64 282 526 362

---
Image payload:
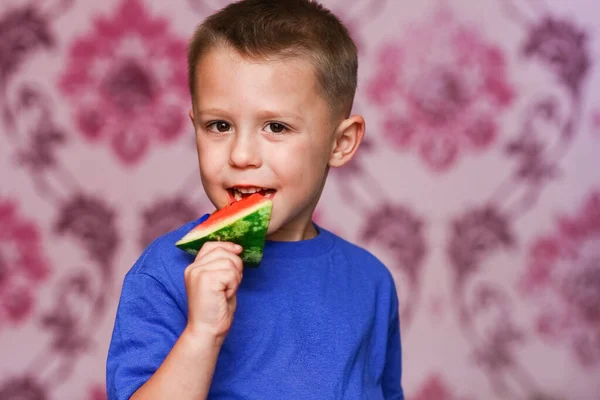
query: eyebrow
197 108 304 121
196 108 229 116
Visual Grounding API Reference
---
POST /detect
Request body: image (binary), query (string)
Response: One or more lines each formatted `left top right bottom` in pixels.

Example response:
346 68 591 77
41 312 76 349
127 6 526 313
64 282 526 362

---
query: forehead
192 46 329 116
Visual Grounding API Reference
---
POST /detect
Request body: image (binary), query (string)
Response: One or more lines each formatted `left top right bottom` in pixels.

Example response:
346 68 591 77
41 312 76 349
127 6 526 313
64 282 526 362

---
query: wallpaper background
1 0 600 398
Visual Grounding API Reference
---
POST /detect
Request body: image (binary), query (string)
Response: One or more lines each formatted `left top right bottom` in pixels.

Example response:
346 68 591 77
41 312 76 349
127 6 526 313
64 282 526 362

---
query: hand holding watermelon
176 193 273 266
183 241 244 342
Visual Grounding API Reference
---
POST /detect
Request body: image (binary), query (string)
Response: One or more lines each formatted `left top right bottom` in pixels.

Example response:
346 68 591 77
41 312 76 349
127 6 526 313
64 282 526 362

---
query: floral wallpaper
1 0 599 399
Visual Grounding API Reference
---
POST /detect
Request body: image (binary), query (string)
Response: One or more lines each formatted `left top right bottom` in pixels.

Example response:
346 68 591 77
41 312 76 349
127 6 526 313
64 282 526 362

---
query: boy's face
190 46 361 241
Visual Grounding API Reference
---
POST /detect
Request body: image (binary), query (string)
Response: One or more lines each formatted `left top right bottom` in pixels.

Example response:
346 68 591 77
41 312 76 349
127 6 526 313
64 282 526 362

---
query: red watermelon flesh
175 193 273 266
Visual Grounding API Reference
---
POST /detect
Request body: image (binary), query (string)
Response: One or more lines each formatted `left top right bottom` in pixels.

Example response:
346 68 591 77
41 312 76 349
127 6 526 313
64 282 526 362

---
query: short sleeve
381 283 405 399
106 272 187 400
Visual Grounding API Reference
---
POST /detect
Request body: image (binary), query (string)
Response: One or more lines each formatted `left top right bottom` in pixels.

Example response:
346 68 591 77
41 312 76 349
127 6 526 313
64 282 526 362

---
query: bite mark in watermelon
175 193 273 266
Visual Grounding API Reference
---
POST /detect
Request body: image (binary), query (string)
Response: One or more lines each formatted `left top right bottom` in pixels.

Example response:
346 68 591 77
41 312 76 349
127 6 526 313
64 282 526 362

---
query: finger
186 258 243 288
196 247 243 272
197 241 241 259
203 258 243 285
210 267 242 298
196 241 242 260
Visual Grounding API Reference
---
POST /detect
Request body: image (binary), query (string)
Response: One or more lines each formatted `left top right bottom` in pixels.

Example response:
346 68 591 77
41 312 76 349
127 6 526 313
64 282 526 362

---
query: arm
381 284 405 400
130 327 222 400
106 241 243 400
107 272 211 400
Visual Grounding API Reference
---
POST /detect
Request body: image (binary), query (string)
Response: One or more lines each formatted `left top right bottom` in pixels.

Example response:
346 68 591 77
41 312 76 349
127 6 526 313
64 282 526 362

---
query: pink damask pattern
592 109 600 137
88 384 107 400
58 0 188 165
522 17 590 97
366 8 514 172
0 379 106 400
0 7 54 130
0 199 51 329
1 0 600 398
520 190 600 367
411 374 473 400
0 376 46 399
439 6 593 398
139 196 198 250
360 203 427 328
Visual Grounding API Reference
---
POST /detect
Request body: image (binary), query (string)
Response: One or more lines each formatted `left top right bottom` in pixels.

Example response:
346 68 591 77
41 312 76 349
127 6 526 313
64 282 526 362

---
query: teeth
237 187 261 194
231 187 274 202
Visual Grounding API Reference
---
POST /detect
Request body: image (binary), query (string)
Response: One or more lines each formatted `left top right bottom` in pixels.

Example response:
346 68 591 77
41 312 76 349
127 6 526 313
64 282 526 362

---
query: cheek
197 141 226 182
269 139 329 183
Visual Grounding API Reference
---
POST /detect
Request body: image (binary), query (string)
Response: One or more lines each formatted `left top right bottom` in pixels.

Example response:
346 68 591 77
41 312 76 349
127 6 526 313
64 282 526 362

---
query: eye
264 122 287 134
207 121 232 133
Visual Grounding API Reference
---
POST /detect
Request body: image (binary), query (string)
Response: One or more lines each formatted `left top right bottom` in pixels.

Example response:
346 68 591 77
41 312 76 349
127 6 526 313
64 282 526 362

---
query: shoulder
328 229 395 284
327 229 400 316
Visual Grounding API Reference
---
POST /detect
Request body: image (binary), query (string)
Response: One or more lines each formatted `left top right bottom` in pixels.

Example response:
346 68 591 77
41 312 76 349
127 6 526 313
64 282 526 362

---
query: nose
229 133 262 169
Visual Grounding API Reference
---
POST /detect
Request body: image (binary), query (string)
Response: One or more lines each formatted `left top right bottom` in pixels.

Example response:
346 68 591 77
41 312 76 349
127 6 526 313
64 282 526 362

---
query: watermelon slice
175 193 273 266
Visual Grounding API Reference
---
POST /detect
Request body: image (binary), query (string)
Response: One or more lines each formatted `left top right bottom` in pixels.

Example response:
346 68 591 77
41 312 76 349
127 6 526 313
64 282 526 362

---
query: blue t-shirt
106 216 404 399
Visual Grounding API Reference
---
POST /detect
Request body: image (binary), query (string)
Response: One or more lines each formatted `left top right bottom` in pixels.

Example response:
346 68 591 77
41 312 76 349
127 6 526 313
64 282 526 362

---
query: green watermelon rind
175 203 272 266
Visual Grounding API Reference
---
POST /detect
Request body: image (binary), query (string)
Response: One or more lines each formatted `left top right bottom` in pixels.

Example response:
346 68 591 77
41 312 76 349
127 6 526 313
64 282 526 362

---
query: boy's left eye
264 123 287 134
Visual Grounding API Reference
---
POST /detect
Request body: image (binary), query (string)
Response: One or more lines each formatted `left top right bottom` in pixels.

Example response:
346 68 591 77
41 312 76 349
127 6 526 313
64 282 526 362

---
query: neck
266 219 318 242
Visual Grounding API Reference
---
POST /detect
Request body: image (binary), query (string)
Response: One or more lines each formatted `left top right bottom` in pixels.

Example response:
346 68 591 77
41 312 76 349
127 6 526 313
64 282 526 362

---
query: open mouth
227 187 276 202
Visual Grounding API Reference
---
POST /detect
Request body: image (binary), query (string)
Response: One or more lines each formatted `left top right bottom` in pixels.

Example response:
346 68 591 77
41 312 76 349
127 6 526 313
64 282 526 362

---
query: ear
188 108 196 126
329 114 365 167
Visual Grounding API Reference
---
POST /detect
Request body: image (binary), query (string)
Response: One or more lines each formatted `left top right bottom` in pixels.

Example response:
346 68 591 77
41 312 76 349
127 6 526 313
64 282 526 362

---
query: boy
106 0 404 398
